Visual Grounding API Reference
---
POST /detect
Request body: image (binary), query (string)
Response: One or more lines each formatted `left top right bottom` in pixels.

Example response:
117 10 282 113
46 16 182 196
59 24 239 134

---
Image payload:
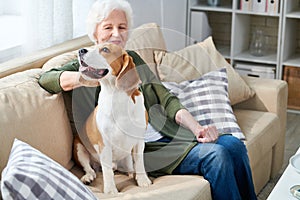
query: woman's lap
172 135 256 200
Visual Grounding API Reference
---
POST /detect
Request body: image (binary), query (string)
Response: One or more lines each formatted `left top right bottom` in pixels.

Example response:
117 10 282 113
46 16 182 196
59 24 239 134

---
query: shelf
286 11 300 19
234 50 278 65
216 45 230 58
235 10 280 17
283 54 300 67
287 109 300 114
190 5 232 13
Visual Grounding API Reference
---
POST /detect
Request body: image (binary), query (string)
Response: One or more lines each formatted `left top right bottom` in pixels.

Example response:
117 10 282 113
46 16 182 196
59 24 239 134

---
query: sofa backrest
0 35 93 79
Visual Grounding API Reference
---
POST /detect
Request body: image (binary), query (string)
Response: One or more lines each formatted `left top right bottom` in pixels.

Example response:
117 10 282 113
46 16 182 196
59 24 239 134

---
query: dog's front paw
81 171 96 184
104 185 118 194
127 172 134 178
136 174 152 187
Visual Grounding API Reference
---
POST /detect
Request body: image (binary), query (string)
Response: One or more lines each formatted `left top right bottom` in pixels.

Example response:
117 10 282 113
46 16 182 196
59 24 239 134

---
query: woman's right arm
38 59 82 93
38 60 99 94
59 71 82 91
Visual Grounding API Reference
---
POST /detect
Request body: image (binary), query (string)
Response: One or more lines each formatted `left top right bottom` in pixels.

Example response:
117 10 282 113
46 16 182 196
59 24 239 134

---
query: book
252 0 267 13
266 0 279 14
240 0 252 11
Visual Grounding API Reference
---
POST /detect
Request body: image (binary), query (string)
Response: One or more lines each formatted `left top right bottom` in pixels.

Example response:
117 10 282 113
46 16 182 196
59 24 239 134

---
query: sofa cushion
42 46 94 71
0 69 74 174
70 165 212 200
90 174 211 200
126 23 167 76
1 139 97 200
42 50 78 71
163 68 245 139
155 37 255 105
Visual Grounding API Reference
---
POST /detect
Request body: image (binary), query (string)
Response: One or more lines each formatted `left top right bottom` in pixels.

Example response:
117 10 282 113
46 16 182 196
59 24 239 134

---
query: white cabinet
187 0 300 111
128 0 188 51
187 0 283 78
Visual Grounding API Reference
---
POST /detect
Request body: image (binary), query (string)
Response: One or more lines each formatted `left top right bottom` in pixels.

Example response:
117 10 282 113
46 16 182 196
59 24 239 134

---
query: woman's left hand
194 125 219 143
175 109 219 143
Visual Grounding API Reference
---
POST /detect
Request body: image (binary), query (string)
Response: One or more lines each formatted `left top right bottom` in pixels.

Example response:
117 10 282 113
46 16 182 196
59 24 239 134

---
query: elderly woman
38 0 257 199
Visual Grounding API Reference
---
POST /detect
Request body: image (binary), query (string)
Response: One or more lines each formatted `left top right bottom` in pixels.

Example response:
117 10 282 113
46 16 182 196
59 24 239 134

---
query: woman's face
94 9 128 48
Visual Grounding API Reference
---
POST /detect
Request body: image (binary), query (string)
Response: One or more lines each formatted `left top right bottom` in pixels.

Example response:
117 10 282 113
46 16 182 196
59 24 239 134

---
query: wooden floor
257 112 300 199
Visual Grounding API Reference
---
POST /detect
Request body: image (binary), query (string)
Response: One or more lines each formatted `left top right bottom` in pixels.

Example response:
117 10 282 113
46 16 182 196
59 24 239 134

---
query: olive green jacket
38 50 197 176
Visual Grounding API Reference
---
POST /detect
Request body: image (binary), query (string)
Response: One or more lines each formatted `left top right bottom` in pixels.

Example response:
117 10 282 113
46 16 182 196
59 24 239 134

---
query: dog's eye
101 47 110 53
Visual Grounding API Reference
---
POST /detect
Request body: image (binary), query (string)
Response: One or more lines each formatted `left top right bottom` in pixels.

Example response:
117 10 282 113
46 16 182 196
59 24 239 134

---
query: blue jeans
172 135 257 200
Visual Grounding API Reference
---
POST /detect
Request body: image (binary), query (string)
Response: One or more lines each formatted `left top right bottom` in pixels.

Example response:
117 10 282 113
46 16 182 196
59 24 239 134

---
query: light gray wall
128 0 188 51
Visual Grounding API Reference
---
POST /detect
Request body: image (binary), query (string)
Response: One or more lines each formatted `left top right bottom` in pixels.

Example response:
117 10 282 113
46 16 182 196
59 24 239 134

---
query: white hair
86 0 133 44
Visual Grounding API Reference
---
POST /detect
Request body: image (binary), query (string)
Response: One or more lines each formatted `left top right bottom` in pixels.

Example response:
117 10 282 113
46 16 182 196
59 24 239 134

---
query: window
0 0 95 63
0 0 23 62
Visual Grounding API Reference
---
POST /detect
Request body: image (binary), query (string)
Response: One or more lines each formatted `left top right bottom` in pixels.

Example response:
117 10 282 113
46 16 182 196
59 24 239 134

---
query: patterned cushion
163 68 245 140
1 139 97 200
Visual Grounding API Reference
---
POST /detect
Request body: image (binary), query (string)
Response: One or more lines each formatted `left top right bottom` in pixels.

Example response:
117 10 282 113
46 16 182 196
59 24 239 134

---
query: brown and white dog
73 43 152 194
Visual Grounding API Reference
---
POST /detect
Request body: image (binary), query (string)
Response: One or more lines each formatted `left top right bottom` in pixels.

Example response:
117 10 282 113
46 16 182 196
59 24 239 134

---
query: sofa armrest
234 76 288 177
234 76 288 115
0 35 93 78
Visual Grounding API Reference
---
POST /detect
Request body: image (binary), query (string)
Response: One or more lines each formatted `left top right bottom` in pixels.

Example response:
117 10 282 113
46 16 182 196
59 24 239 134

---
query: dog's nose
79 48 88 56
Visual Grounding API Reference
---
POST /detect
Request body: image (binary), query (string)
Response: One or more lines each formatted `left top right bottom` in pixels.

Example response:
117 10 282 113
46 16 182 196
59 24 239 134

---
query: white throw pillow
1 139 97 200
163 68 245 140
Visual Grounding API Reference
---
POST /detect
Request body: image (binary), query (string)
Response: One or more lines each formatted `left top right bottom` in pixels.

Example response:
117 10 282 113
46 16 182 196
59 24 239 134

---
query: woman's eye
103 26 112 30
101 47 110 53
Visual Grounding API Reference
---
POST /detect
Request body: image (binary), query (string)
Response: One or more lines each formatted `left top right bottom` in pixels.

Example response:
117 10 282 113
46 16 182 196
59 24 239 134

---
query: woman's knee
217 135 247 155
201 144 232 167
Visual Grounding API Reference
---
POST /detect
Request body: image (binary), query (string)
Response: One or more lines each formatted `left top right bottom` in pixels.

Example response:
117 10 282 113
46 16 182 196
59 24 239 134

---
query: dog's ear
116 52 140 92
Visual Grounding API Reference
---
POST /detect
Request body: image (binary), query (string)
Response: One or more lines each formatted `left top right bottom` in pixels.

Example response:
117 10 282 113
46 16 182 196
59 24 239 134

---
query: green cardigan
38 50 197 176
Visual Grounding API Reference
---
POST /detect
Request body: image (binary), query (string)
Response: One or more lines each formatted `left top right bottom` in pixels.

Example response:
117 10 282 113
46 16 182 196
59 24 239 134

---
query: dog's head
78 43 140 91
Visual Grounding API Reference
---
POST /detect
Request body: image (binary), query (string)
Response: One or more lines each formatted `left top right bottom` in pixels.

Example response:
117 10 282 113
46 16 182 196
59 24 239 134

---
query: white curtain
20 0 95 54
73 0 96 38
21 0 73 53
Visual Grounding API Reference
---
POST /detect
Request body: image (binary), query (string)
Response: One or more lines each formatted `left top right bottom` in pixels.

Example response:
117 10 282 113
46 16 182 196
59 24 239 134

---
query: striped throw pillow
163 67 245 140
1 139 97 200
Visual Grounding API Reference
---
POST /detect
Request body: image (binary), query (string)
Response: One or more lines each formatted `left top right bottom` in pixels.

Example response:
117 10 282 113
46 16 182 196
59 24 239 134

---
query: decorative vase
207 0 220 6
249 29 267 57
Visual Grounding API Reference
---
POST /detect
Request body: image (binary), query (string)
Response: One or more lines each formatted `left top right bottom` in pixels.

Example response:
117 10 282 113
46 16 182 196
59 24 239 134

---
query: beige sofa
0 23 288 199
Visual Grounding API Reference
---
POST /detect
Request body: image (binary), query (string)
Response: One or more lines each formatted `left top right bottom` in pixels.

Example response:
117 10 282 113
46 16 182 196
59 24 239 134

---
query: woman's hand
194 125 219 143
175 109 219 143
60 71 99 91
